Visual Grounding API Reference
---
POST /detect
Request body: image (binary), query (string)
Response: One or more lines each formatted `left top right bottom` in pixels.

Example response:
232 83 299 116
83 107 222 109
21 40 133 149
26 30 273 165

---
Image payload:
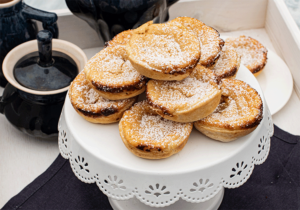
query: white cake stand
58 66 273 209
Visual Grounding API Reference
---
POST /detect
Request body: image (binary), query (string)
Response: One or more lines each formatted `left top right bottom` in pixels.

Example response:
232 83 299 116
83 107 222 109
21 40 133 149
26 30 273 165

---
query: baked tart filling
170 17 224 67
119 101 193 159
106 30 132 47
69 71 137 124
225 35 268 76
146 65 221 122
194 78 263 142
209 45 241 79
126 21 201 81
84 44 147 100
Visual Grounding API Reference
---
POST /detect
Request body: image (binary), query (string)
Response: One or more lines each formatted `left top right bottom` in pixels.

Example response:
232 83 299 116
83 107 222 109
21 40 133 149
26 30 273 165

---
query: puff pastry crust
225 36 268 76
209 45 241 79
126 21 201 81
119 101 193 159
69 71 137 124
106 30 132 47
170 17 224 67
146 65 221 122
84 44 147 100
194 78 263 142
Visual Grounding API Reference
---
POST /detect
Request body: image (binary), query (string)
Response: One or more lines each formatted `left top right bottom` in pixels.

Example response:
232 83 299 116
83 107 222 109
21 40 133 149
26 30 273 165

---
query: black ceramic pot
65 0 179 43
0 84 66 137
0 36 87 138
0 0 59 87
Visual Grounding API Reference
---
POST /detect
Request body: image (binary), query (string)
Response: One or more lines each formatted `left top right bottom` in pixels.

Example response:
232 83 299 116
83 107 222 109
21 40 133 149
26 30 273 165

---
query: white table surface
1 28 300 208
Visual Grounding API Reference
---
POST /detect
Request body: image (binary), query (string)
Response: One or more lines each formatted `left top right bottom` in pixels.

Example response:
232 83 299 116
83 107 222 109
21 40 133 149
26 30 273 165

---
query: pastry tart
194 79 263 142
84 44 147 100
146 64 222 122
126 21 201 81
170 17 224 67
119 101 193 159
69 71 137 124
225 36 268 76
106 30 132 47
209 45 241 79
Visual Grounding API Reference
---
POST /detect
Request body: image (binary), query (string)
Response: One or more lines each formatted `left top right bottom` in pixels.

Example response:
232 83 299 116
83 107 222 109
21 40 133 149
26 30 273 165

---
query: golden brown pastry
106 30 132 47
225 36 268 76
146 64 221 122
119 101 193 159
69 71 137 124
209 45 241 79
126 21 201 81
170 17 224 67
84 44 147 100
194 78 263 142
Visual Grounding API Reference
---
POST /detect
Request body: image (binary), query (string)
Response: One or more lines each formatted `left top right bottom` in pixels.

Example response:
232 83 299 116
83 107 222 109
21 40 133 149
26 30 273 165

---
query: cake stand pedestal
58 66 273 209
109 188 224 210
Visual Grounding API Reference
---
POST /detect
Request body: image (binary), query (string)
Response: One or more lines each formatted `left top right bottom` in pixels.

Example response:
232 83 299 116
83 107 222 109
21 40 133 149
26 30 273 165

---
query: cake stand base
109 187 224 210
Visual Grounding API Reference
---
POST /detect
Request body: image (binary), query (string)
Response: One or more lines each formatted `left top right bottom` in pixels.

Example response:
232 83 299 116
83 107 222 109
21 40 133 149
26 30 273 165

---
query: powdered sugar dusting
121 102 192 148
199 79 263 129
171 17 223 66
200 25 222 64
133 35 184 69
226 36 267 71
211 45 240 78
84 45 143 86
202 97 240 125
129 22 200 73
70 71 130 112
149 76 217 110
107 30 132 46
139 115 188 142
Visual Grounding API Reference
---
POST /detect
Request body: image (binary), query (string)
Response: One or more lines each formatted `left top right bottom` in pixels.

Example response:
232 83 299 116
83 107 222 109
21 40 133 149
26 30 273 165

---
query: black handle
97 19 110 42
167 0 179 7
37 30 53 67
22 3 59 38
0 96 5 114
0 84 17 114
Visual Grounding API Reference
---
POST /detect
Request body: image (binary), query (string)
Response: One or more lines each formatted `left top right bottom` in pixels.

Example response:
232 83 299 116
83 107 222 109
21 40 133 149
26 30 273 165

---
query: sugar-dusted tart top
146 65 221 115
126 21 200 76
69 71 135 115
225 36 268 75
197 78 263 129
170 17 224 67
106 30 133 47
120 101 193 150
84 44 146 93
210 45 241 79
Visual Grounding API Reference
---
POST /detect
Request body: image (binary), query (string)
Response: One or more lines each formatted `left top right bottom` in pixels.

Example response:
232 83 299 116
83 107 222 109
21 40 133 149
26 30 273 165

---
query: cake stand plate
58 65 273 209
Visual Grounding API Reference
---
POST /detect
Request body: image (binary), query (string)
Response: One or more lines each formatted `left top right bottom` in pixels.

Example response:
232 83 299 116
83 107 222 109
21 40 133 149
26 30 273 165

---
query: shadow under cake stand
58 66 273 210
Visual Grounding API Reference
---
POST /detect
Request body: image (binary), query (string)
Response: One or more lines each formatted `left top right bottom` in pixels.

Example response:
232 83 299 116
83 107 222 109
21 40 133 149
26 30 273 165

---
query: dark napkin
2 125 300 210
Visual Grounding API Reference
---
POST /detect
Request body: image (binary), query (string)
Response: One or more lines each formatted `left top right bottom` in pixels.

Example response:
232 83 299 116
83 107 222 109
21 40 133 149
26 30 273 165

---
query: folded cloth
2 125 300 210
219 125 300 210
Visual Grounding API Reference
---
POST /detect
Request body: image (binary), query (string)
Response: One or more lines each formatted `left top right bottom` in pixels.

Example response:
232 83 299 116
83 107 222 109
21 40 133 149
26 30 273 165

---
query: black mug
0 84 66 138
0 0 59 87
0 33 87 138
65 0 178 43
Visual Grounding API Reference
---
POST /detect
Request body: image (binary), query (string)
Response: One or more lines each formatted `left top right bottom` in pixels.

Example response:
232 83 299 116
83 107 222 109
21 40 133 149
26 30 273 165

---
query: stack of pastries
69 17 265 159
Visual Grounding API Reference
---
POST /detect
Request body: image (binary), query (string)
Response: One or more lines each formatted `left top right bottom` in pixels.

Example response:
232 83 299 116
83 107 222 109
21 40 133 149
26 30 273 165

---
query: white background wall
24 0 68 10
23 0 300 29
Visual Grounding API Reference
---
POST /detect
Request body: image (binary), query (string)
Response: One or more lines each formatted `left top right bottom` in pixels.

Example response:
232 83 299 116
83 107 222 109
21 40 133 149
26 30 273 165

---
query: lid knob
13 30 78 92
37 30 53 67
